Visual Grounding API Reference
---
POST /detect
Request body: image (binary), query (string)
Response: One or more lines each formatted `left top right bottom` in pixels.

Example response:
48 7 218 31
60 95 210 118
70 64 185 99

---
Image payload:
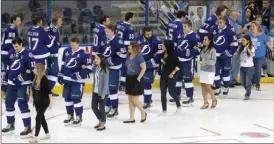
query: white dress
200 70 215 84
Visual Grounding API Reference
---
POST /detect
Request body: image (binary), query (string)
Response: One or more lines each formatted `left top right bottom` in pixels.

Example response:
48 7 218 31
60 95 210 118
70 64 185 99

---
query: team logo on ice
141 45 151 55
213 36 225 45
66 58 77 68
10 59 21 71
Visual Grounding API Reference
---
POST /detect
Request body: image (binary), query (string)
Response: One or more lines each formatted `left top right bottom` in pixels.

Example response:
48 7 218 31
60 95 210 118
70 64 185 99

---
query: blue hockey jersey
115 21 135 47
5 48 35 86
60 48 92 84
103 35 127 70
1 25 19 63
176 31 201 62
210 25 239 57
136 35 163 69
92 24 108 59
198 14 234 39
166 19 183 47
27 26 52 62
48 26 61 56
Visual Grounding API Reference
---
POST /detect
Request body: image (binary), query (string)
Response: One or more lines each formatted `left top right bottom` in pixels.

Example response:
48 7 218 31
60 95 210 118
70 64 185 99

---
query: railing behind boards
137 0 166 38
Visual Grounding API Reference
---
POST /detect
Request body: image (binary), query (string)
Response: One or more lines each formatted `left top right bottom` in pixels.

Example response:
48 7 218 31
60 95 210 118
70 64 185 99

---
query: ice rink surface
1 84 274 143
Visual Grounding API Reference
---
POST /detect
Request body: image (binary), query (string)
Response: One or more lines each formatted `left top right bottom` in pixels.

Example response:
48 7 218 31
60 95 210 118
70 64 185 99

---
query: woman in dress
199 35 217 109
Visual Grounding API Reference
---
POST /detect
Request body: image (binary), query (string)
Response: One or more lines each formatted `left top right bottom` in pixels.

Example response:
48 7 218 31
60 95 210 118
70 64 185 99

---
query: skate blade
21 133 32 139
2 131 15 135
72 123 82 127
107 115 118 120
64 121 74 126
182 103 193 107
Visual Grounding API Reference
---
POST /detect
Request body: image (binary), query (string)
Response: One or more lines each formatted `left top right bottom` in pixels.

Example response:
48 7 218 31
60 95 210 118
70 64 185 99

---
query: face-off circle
240 132 270 138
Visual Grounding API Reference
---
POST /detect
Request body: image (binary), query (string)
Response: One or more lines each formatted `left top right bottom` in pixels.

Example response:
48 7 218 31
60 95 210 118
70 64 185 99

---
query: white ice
1 84 274 143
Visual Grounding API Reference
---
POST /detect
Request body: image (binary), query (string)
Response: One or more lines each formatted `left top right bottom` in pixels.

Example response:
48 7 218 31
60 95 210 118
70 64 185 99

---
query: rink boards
50 44 274 94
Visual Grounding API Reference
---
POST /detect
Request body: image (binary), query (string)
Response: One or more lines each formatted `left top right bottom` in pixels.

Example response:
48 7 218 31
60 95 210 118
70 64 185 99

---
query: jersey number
28 38 39 51
117 31 123 39
93 34 98 47
168 29 174 40
129 34 134 40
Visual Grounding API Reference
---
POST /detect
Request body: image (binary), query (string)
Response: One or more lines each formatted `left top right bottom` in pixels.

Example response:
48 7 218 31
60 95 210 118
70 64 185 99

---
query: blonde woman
123 42 147 123
30 64 52 143
246 21 273 91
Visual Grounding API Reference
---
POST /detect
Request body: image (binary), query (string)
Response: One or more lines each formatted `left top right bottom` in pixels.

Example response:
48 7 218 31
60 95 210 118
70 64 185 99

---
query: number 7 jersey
27 26 52 63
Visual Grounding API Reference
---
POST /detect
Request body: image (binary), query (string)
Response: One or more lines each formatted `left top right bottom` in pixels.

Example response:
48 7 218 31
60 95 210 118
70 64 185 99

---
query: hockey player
104 22 127 118
27 16 52 64
2 38 34 138
58 37 92 126
47 15 63 97
1 15 21 94
115 12 136 91
176 20 201 105
198 5 233 41
166 11 187 48
136 26 163 109
166 11 187 103
210 16 239 96
92 15 110 62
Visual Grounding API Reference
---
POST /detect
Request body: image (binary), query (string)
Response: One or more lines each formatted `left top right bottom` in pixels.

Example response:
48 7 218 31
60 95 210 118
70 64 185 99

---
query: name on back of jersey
168 23 178 29
116 24 125 31
28 32 39 37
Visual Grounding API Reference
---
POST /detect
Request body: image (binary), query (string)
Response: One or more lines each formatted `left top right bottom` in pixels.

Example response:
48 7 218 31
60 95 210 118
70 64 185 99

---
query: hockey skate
72 116 82 127
64 114 74 126
20 126 32 139
143 100 153 111
2 122 15 135
105 106 111 115
182 97 194 107
107 109 118 119
214 87 221 96
222 87 229 97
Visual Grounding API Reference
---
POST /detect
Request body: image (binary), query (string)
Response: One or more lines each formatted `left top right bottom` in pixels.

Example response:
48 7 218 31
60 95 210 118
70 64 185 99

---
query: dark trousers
160 75 181 111
34 103 49 136
240 67 254 97
91 92 107 124
252 57 264 87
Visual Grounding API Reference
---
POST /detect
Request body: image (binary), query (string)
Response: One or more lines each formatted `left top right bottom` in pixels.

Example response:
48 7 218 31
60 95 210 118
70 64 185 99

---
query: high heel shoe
200 103 209 109
211 99 217 108
141 113 147 123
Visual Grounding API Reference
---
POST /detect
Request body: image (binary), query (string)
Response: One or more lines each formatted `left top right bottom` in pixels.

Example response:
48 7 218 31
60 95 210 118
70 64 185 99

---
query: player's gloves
13 78 22 85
